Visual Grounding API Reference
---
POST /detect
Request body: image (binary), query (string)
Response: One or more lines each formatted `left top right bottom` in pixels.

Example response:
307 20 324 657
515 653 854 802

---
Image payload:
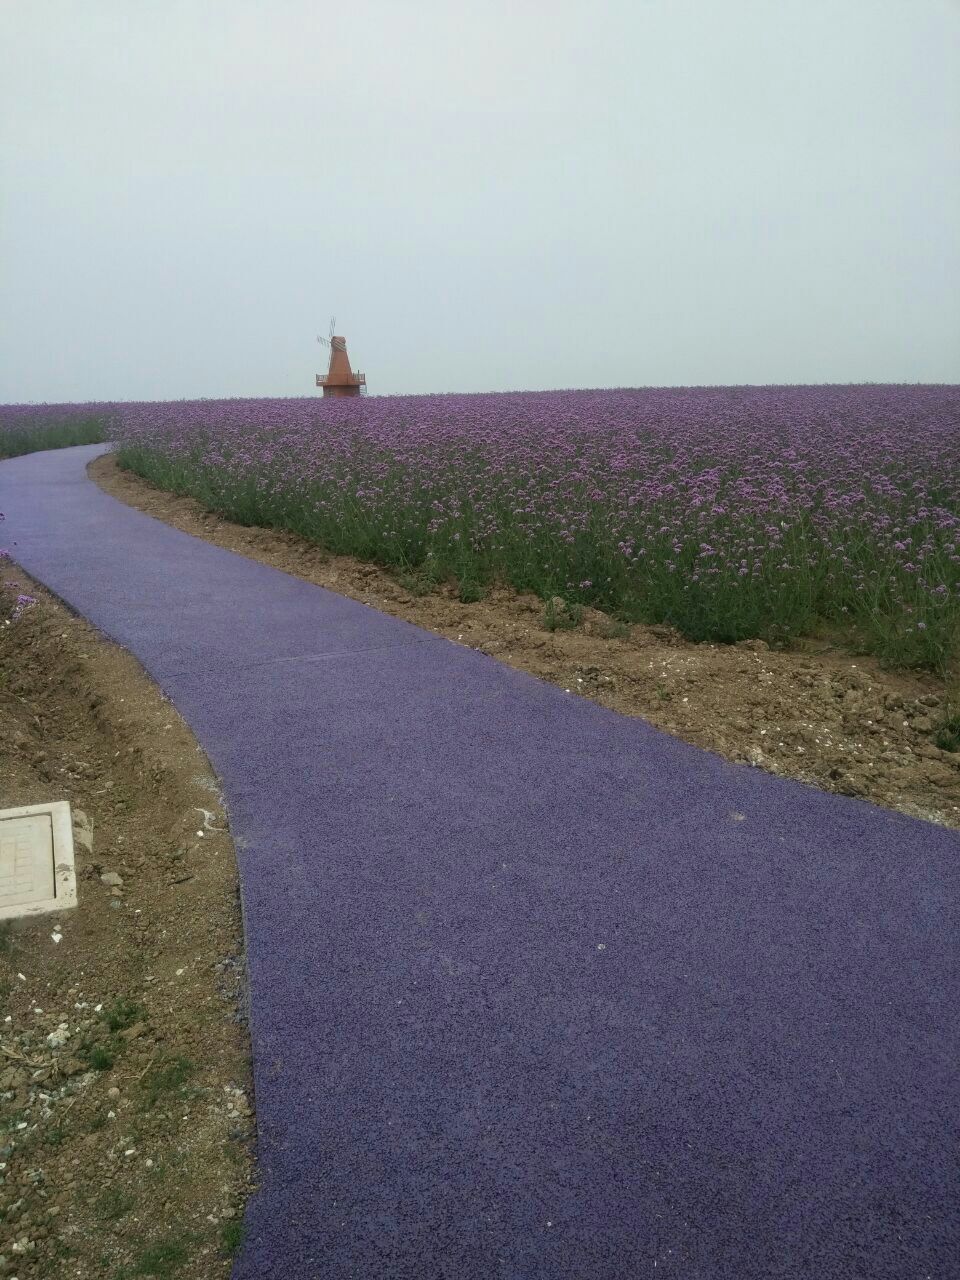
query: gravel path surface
3 444 958 1279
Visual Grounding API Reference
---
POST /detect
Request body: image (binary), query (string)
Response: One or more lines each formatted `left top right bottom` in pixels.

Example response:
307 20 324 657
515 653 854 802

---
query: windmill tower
316 318 366 397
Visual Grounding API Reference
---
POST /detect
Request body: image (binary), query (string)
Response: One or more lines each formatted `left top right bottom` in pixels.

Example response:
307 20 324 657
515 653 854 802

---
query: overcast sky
1 0 958 402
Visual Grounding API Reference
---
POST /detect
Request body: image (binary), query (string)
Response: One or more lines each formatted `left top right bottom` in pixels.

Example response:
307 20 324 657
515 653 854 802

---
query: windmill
316 315 336 352
316 317 366 397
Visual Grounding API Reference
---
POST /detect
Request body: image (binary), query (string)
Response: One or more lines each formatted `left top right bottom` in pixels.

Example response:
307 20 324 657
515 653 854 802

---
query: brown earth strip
0 574 252 1279
91 452 959 830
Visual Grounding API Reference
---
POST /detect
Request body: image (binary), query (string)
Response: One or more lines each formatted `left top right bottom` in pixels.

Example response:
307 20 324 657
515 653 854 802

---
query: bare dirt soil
92 452 959 830
0 574 252 1279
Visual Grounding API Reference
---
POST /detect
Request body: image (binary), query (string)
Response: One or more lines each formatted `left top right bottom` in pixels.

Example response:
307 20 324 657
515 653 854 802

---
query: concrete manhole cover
0 802 77 922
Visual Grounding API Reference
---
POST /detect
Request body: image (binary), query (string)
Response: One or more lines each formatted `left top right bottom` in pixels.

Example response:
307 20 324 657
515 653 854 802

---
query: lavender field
0 402 112 458
4 385 960 669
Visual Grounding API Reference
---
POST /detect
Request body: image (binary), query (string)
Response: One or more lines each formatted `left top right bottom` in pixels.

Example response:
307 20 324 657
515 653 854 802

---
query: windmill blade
316 333 330 348
329 315 336 339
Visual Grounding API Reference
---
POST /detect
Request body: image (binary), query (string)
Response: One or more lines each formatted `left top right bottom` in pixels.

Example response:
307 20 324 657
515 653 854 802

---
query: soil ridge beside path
2 443 959 1280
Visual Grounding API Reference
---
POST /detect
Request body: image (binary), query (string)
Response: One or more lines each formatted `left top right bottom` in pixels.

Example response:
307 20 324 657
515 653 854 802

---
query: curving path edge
2 444 958 1279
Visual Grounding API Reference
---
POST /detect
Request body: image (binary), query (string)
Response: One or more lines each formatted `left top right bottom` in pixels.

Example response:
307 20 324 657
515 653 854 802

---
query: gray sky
1 0 958 402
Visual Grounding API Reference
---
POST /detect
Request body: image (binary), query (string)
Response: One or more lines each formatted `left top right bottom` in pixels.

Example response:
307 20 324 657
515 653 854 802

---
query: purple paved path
2 444 959 1278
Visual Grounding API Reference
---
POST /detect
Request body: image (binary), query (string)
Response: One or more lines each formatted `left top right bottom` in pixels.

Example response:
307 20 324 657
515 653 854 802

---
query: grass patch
934 713 960 752
86 1043 116 1071
101 997 146 1032
133 1237 191 1276
221 1219 245 1255
597 618 631 640
96 1187 136 1222
396 567 444 597
456 576 486 604
543 598 583 631
139 1056 195 1109
397 571 431 596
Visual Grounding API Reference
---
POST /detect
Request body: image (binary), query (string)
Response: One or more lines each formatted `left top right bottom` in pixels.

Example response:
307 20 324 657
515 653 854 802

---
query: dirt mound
0 578 251 1277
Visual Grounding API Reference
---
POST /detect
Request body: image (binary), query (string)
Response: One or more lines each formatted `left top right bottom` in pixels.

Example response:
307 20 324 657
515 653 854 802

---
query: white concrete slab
0 801 77 921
